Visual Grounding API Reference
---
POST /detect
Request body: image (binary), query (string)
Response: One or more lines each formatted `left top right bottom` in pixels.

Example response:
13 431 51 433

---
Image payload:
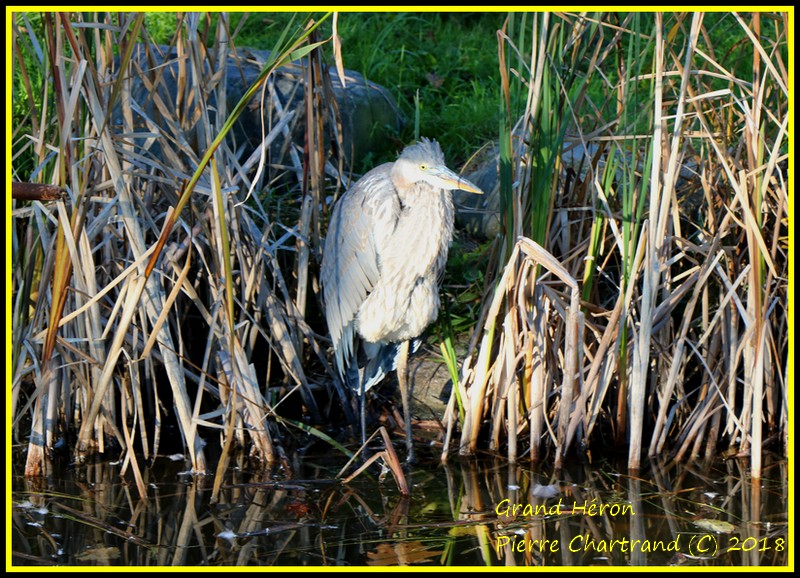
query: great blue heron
321 138 484 462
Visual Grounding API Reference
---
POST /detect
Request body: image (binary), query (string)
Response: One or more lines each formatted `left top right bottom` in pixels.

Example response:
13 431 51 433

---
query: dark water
10 446 788 567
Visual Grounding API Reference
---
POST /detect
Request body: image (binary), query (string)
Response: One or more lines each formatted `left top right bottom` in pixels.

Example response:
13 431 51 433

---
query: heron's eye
419 164 428 171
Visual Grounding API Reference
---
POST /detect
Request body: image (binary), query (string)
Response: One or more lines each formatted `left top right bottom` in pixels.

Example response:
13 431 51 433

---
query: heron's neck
390 166 413 197
394 182 454 271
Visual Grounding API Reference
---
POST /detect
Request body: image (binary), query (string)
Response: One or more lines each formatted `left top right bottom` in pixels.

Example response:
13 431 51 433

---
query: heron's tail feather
347 339 421 394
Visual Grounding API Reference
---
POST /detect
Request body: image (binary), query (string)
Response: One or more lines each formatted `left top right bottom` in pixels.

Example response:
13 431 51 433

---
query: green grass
216 12 505 168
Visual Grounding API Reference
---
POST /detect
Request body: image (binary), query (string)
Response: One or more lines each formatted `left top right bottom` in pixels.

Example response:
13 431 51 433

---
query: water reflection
11 449 788 567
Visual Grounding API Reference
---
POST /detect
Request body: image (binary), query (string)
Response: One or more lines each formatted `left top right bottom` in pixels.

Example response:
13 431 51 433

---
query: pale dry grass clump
11 12 349 496
443 12 789 477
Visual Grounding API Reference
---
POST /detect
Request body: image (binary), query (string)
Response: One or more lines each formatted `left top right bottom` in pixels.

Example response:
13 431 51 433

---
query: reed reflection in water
11 449 788 567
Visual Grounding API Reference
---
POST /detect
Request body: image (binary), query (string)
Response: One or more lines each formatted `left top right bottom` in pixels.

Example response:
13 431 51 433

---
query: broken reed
443 12 789 476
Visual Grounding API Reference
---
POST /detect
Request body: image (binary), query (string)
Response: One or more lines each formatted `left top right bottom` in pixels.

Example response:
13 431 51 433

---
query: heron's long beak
431 166 484 195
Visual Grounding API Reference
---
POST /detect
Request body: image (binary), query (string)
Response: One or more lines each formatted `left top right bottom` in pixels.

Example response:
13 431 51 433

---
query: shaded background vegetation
143 11 504 169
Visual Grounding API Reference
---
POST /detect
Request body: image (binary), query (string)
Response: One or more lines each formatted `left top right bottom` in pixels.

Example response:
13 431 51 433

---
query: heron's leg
359 370 367 448
396 340 414 463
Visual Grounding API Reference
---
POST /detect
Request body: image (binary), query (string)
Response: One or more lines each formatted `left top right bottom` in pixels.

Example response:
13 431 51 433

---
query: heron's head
392 138 484 195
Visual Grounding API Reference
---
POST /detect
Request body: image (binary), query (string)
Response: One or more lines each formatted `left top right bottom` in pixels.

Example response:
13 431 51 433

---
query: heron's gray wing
321 164 399 376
